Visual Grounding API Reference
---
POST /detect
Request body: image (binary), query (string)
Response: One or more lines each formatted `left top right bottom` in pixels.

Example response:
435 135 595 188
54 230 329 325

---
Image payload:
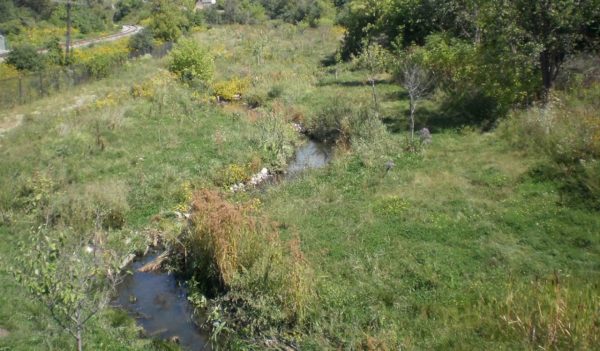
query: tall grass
500 84 600 208
180 189 314 345
497 274 599 350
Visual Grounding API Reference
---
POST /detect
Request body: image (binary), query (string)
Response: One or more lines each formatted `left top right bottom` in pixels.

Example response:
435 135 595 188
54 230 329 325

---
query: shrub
267 84 283 99
6 44 45 71
214 163 252 187
256 111 298 170
211 77 250 101
169 38 214 84
305 97 383 146
72 40 129 78
149 0 188 42
128 28 155 55
244 92 266 108
0 63 19 79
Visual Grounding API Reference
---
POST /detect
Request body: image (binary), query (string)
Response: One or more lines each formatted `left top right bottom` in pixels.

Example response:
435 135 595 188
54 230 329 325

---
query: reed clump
183 189 315 331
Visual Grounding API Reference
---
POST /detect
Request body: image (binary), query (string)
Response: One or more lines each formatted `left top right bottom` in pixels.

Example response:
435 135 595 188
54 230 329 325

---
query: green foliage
218 0 267 25
305 97 383 146
211 77 249 101
149 0 188 42
256 111 298 170
12 229 129 351
44 37 64 66
168 38 214 83
84 50 128 79
6 44 45 71
339 0 600 119
214 163 252 187
113 0 145 22
500 84 600 208
128 29 155 55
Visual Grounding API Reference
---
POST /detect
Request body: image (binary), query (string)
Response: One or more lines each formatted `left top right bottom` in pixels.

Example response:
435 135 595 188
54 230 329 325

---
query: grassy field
0 24 598 350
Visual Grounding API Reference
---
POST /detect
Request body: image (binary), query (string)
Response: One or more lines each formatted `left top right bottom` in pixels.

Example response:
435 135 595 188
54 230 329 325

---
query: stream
114 138 333 350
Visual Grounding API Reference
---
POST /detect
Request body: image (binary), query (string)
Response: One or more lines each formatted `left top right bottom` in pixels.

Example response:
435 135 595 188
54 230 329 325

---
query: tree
510 0 595 98
13 230 126 351
149 0 187 42
356 40 391 116
113 0 144 22
6 44 45 71
397 48 432 142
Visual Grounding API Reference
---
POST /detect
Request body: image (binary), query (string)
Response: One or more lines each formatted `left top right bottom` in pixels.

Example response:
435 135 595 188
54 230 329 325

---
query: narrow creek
114 138 333 350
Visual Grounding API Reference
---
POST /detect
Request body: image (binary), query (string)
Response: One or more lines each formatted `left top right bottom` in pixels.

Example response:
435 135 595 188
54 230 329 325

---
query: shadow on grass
382 91 504 133
317 78 391 88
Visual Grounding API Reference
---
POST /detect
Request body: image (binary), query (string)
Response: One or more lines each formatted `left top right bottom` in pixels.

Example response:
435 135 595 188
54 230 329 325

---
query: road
0 25 143 59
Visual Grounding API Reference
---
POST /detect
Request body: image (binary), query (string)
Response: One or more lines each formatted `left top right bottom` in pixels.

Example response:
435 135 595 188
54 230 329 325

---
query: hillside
0 11 598 351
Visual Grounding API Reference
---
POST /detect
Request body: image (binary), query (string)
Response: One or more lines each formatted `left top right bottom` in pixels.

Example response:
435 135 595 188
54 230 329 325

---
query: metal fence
0 42 172 108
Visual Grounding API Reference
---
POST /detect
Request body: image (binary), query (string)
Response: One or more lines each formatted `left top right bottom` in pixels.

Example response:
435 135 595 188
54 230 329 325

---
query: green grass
262 131 599 349
0 23 598 350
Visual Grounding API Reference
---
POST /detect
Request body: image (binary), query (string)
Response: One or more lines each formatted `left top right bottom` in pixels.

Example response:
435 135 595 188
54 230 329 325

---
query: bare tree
400 61 432 142
359 40 390 116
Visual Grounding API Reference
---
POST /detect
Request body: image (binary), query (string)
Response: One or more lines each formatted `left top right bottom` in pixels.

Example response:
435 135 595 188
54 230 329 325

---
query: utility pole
66 0 72 61
52 0 85 64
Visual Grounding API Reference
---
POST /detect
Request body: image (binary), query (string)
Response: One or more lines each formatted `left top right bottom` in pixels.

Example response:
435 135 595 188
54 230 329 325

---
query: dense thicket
339 0 600 123
0 0 114 39
203 0 340 26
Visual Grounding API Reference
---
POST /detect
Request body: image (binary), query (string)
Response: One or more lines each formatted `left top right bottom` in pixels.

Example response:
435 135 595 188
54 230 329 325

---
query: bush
72 40 129 78
128 29 155 55
6 44 45 71
220 0 267 25
169 38 214 84
211 77 250 101
113 0 144 22
256 111 298 170
214 163 252 187
149 0 188 42
305 97 383 146
244 92 266 108
267 84 284 99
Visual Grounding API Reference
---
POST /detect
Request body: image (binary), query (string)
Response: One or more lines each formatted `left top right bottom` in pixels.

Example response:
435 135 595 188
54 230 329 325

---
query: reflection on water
286 139 333 176
114 253 209 351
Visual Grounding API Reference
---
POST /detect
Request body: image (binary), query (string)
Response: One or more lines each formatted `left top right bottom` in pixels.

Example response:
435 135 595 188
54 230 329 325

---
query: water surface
286 139 333 176
114 253 210 350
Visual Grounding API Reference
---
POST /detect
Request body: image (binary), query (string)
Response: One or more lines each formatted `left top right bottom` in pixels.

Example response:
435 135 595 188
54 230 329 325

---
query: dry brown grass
186 189 315 324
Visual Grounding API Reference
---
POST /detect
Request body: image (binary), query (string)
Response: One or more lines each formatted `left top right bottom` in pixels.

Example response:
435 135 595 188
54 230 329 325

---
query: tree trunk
540 50 553 102
371 78 378 115
76 328 82 351
409 97 415 142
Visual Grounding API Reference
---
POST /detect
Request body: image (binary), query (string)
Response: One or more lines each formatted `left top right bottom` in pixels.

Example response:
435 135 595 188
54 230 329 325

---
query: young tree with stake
397 48 432 144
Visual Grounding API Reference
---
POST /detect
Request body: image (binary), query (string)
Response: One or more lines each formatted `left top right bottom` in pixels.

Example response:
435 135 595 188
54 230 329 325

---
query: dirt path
0 114 23 137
